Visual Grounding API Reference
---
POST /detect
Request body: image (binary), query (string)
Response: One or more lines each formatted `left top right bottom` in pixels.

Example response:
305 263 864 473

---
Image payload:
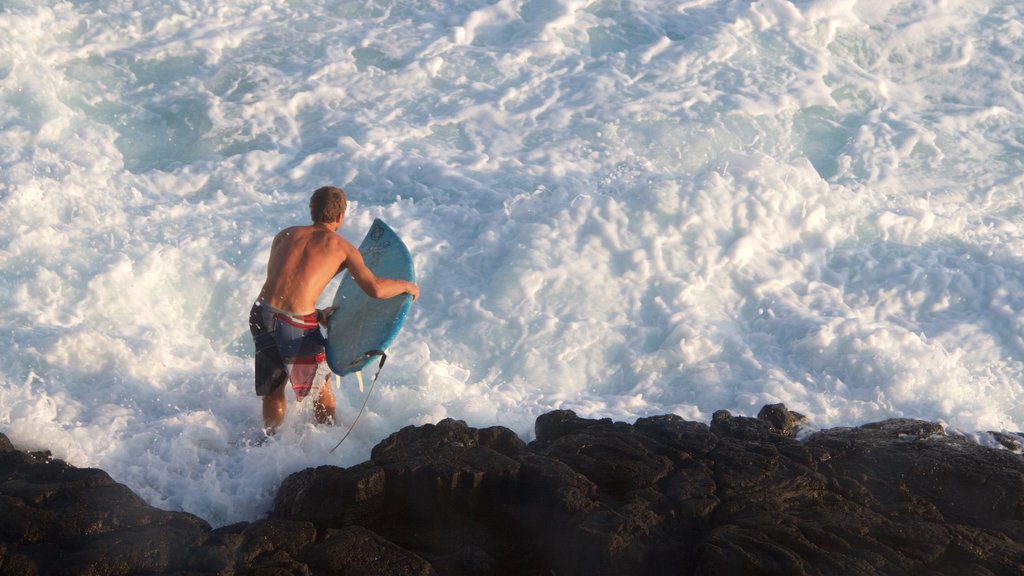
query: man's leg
314 377 336 425
263 384 287 433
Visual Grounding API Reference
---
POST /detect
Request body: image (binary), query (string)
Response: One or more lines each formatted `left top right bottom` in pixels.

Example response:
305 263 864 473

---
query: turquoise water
2 0 1024 525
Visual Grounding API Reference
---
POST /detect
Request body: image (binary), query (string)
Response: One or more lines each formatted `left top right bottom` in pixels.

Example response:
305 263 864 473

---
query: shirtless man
249 186 419 433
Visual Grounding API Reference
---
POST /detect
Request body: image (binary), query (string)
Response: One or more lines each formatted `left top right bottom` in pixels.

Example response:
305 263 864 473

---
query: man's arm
342 240 420 301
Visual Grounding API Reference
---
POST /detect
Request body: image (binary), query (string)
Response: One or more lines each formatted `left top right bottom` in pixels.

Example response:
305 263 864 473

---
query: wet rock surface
3 404 1024 575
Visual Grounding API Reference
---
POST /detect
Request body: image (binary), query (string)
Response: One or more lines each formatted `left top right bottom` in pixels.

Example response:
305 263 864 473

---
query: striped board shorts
249 302 331 401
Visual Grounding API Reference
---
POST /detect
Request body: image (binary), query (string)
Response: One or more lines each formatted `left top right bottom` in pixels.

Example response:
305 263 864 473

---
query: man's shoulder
275 225 308 237
329 233 357 258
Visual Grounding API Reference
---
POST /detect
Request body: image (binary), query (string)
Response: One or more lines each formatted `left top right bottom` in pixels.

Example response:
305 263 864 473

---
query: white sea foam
2 0 1024 526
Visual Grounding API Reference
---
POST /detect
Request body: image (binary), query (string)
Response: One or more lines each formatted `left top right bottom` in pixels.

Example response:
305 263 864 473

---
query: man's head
310 186 348 224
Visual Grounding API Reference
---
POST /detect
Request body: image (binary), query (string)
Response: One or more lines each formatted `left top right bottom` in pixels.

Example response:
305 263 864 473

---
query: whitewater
2 0 1024 526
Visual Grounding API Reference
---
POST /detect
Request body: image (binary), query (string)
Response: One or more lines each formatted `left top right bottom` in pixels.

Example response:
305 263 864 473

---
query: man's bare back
257 223 348 315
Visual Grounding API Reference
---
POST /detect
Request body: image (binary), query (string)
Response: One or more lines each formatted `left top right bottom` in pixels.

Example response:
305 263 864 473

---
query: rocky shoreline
2 404 1023 575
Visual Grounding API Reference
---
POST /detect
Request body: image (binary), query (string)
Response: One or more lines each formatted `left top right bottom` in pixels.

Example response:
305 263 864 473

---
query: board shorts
249 302 331 401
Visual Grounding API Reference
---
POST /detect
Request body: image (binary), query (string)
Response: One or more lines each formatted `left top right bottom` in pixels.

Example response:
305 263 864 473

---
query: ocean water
2 0 1024 526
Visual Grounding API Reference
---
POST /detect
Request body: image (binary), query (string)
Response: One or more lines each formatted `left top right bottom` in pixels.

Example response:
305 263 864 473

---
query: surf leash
329 350 387 453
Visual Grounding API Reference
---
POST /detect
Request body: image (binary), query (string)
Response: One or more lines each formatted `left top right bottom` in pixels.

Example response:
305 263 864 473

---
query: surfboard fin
334 372 365 393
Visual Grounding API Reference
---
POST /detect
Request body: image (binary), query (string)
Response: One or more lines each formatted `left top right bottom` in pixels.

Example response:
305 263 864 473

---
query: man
249 186 419 433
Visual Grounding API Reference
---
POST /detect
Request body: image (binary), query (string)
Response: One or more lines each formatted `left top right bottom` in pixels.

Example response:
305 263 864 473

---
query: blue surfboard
326 219 415 376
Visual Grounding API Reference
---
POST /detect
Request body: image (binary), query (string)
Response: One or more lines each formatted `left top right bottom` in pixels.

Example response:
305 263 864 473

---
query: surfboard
325 219 415 377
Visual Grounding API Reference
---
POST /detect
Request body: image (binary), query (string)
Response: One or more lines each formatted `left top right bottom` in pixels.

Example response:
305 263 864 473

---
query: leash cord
329 351 387 453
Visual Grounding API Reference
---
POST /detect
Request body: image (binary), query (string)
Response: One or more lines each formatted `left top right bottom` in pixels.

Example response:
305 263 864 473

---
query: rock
3 405 1024 575
273 408 1024 576
274 462 388 527
369 418 523 521
234 518 316 572
305 526 437 576
0 446 214 575
533 409 613 445
533 416 675 497
757 403 808 436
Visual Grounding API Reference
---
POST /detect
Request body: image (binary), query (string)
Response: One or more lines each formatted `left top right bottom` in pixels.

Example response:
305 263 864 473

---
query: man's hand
316 305 339 326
